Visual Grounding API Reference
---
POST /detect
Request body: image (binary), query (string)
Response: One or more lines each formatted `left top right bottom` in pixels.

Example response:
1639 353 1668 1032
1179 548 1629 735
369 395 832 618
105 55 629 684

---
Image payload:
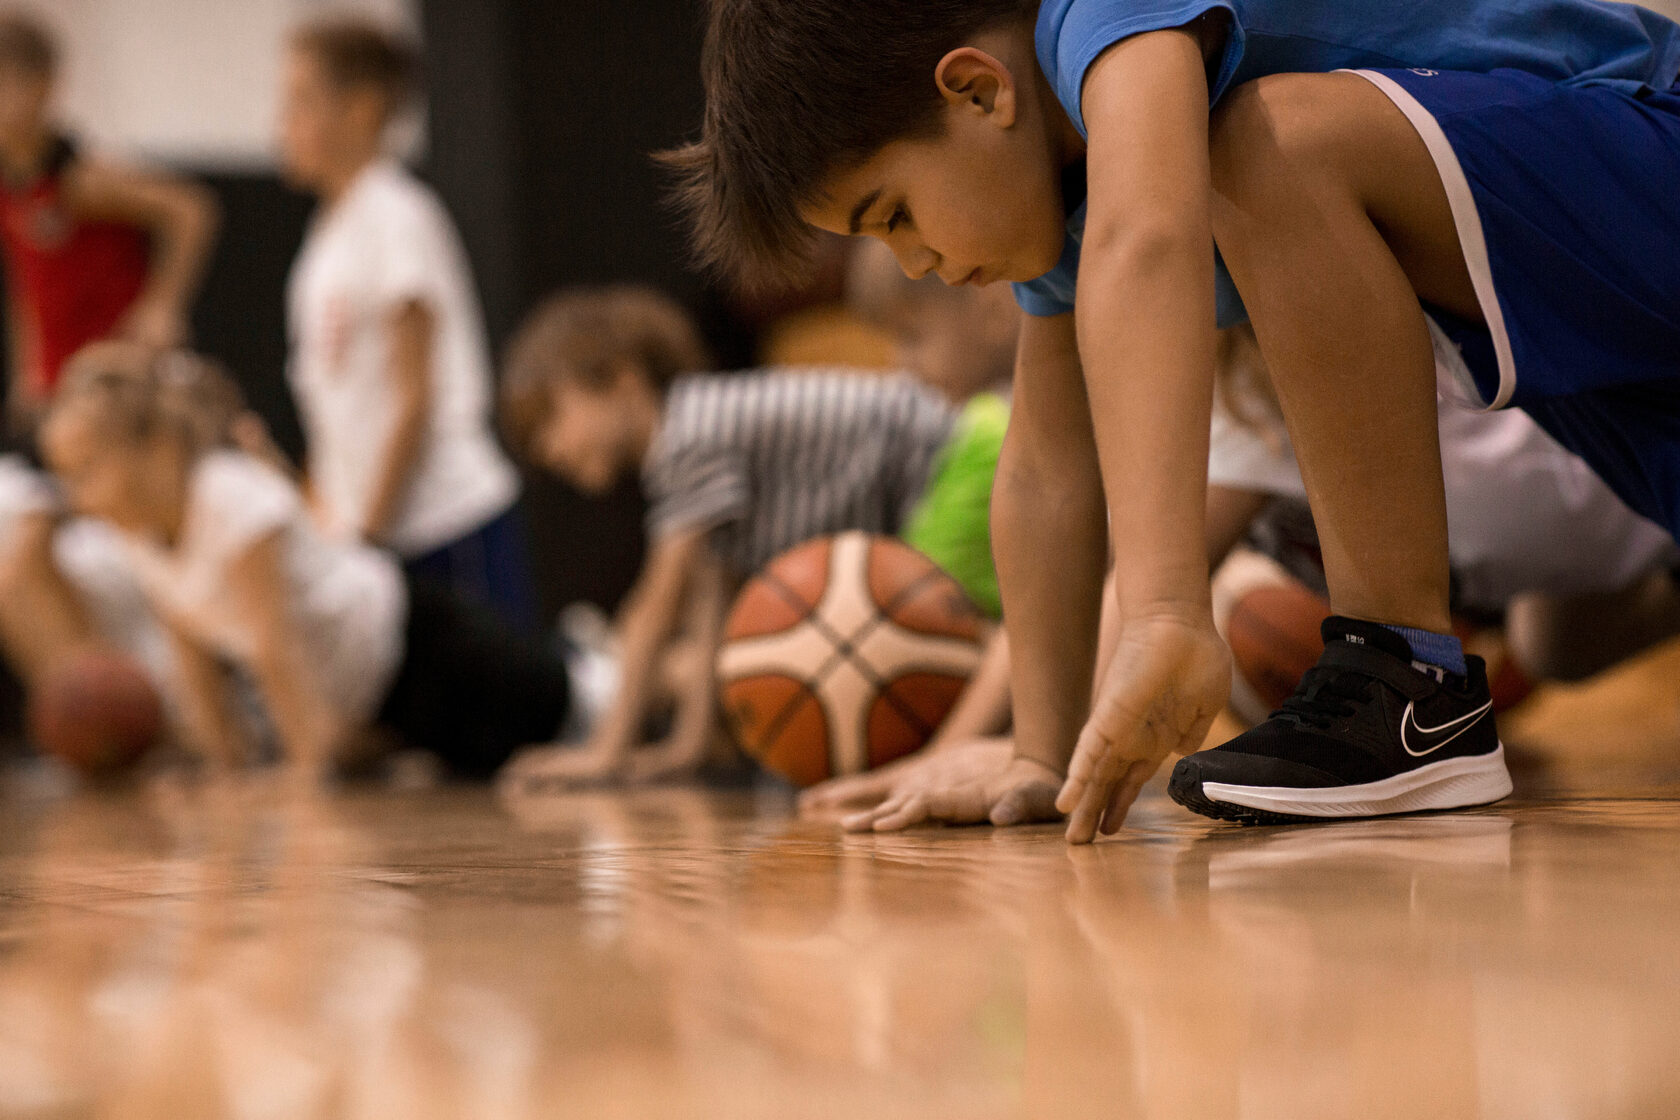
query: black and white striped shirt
644 371 957 577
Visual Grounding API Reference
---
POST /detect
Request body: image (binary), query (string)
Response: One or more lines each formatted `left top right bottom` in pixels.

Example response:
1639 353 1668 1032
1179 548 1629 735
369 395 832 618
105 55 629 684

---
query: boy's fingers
1098 760 1157 835
800 771 891 813
1057 725 1108 815
840 803 891 832
872 794 931 832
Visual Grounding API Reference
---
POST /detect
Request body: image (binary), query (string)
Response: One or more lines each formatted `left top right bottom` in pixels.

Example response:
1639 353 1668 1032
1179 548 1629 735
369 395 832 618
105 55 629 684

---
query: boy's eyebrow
847 189 883 235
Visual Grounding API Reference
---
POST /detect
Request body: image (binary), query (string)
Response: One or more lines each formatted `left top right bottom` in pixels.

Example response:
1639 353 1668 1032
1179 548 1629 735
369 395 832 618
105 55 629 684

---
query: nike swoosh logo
1401 699 1493 757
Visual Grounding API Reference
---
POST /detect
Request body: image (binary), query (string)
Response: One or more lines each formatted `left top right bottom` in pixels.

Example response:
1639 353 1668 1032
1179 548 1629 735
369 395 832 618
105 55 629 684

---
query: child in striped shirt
499 285 1009 786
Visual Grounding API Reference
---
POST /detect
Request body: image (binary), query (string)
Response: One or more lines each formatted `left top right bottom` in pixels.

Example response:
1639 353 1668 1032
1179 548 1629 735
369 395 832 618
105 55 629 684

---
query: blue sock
1384 625 1467 678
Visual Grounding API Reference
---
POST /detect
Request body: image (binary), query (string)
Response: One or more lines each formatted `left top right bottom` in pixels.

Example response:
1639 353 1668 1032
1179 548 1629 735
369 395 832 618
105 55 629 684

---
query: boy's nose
893 244 939 282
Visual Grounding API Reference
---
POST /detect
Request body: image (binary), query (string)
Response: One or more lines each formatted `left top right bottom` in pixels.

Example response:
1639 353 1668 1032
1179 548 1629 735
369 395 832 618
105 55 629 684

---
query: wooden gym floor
0 640 1675 1119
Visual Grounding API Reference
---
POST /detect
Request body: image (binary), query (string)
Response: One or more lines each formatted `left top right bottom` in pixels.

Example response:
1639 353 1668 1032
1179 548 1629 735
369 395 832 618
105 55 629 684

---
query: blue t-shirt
1014 0 1680 318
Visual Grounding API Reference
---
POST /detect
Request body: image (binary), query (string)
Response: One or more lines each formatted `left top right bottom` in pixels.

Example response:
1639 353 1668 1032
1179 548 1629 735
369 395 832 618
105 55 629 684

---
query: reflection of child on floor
0 13 219 434
281 18 532 629
498 286 1009 787
41 344 581 783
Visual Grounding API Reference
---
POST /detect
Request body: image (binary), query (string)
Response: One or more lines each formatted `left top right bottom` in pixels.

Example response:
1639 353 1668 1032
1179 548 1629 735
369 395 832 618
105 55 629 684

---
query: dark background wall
7 0 736 620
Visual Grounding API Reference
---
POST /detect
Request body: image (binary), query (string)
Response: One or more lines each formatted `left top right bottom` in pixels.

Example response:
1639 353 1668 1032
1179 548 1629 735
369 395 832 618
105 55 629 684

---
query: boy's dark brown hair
501 286 713 458
291 17 421 115
660 0 1038 290
0 11 58 76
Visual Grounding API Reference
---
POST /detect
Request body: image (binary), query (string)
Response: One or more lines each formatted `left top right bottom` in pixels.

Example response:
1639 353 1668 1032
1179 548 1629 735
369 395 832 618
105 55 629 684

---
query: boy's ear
934 48 1018 127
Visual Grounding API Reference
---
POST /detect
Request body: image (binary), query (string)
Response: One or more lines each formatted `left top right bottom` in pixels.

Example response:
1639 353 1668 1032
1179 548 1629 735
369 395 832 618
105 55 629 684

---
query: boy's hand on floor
624 739 706 785
836 738 1064 833
1058 613 1230 844
499 741 628 791
799 736 968 814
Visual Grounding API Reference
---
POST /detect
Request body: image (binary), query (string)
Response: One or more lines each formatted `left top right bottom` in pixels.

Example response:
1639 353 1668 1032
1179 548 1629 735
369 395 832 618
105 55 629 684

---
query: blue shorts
1350 67 1680 542
404 504 540 636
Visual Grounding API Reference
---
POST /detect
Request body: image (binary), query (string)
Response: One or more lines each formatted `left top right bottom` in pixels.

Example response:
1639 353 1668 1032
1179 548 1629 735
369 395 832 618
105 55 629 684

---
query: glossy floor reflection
0 647 1675 1119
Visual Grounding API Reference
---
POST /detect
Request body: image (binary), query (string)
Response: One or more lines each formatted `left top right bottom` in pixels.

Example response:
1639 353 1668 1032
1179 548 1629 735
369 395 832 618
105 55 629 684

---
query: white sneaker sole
1201 745 1514 819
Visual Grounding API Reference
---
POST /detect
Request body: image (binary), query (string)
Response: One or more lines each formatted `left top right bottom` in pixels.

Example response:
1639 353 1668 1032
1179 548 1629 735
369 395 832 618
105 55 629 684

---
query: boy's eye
886 205 909 234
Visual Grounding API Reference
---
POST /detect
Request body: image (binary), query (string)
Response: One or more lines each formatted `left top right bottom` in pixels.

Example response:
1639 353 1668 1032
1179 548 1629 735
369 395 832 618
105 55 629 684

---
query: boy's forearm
361 304 434 541
669 553 730 757
138 183 219 313
996 452 1109 776
591 532 707 756
1078 30 1219 623
253 650 348 775
169 637 250 768
1077 238 1217 621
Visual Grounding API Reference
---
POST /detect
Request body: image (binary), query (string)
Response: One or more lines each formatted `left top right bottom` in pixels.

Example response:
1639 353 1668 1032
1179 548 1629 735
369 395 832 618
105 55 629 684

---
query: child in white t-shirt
41 344 578 781
279 18 531 629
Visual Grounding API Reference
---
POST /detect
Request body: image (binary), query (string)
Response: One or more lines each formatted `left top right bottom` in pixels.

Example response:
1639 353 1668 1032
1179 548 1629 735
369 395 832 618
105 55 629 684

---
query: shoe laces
1275 665 1375 729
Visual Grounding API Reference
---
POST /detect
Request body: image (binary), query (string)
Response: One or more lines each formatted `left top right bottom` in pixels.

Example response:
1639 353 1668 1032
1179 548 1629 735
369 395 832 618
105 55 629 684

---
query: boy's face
278 49 384 189
41 410 157 535
802 34 1069 291
0 64 51 148
531 377 642 496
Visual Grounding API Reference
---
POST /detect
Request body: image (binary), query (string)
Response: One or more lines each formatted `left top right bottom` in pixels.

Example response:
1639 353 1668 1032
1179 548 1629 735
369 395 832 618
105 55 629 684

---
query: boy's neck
0 123 55 184
1042 65 1088 171
317 145 384 207
625 376 668 470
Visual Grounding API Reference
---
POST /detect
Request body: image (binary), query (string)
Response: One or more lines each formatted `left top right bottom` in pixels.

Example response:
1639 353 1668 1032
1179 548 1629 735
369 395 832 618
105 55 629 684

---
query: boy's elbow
1081 209 1209 282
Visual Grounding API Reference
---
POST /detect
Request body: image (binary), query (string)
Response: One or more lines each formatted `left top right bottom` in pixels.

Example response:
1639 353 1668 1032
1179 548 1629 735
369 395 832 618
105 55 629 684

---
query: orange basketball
1226 583 1331 713
718 533 987 788
28 648 164 776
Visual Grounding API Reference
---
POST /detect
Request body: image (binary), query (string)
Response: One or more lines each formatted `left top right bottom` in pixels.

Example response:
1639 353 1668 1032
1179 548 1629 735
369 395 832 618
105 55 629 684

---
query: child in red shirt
0 14 218 433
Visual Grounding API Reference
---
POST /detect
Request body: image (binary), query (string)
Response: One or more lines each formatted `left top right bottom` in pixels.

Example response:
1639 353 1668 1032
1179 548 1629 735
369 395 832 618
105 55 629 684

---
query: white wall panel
13 0 418 168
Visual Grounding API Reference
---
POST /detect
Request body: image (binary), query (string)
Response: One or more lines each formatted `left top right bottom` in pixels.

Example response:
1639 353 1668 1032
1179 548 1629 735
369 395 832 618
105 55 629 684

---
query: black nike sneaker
1170 617 1512 825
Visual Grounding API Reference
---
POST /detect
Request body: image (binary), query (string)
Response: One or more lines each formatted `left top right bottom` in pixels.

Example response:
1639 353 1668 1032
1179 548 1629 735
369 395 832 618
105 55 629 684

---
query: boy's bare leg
1208 72 1484 635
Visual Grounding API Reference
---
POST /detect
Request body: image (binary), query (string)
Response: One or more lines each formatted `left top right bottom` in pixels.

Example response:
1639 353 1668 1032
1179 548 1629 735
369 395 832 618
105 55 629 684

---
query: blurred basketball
1226 583 1331 714
718 533 986 788
27 649 164 775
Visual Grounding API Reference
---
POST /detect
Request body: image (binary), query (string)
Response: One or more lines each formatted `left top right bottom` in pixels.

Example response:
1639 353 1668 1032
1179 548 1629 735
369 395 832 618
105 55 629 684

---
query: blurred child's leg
375 578 571 779
1208 72 1479 637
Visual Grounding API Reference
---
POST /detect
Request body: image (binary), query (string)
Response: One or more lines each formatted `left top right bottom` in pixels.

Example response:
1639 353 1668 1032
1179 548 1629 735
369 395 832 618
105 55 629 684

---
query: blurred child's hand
116 297 190 351
1058 613 1230 843
499 741 628 791
835 737 1064 833
624 739 707 785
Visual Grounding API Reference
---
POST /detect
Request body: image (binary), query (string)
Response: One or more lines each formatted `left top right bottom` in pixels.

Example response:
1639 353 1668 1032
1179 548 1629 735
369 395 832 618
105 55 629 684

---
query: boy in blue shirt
666 0 1680 841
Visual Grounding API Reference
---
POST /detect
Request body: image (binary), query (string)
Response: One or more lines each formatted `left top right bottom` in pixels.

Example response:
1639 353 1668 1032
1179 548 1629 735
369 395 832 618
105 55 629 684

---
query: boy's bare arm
998 312 1108 778
5 287 43 430
535 527 710 782
227 534 350 779
627 541 730 782
1056 27 1232 842
66 160 220 349
827 313 1106 831
361 300 435 542
165 624 252 773
0 513 96 681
